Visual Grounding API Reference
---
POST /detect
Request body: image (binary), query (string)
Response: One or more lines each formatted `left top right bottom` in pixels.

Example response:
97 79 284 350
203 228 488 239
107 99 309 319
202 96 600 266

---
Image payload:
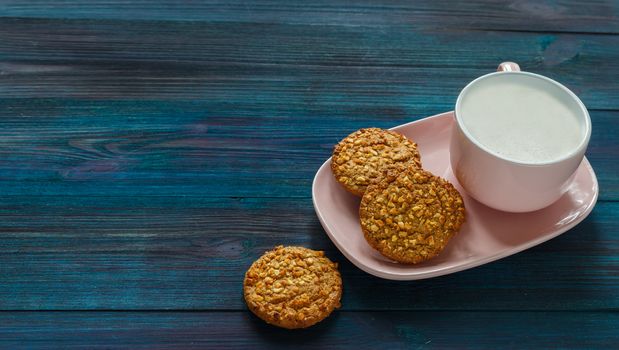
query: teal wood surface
1 0 618 33
1 199 618 311
1 311 618 349
0 1 618 348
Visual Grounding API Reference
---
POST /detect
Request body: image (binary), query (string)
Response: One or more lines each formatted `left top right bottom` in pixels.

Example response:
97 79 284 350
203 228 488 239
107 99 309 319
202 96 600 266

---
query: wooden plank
1 196 617 311
0 100 617 199
0 19 618 109
0 311 617 349
0 0 618 33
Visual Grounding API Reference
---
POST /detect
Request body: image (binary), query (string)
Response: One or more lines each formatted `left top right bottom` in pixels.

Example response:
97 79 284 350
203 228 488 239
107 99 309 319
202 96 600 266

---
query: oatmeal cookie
331 128 422 196
359 166 465 264
244 246 342 329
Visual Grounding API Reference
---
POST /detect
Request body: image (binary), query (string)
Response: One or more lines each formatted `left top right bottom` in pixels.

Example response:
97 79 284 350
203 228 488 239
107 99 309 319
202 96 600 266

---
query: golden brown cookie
243 246 342 329
359 166 465 264
331 128 422 196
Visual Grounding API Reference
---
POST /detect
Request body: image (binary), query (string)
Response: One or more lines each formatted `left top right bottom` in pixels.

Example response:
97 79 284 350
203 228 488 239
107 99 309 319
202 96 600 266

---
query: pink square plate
312 111 598 280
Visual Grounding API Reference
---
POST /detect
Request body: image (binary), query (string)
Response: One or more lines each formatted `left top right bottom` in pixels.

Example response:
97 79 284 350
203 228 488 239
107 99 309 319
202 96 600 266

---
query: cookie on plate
331 128 422 196
359 166 465 264
243 246 342 329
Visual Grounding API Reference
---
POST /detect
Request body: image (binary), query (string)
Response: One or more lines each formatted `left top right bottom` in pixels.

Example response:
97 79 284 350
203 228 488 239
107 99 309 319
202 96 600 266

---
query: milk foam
459 74 584 164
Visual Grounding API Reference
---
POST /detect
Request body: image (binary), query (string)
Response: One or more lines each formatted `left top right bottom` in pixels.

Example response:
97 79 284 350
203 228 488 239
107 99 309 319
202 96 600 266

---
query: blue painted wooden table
1 1 618 348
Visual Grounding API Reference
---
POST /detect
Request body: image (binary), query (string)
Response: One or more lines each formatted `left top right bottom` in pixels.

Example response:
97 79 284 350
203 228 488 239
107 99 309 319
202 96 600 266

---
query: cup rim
454 71 592 167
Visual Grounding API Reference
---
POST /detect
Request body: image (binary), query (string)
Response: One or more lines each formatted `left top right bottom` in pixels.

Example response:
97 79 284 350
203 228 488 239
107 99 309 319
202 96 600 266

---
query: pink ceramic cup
450 62 592 212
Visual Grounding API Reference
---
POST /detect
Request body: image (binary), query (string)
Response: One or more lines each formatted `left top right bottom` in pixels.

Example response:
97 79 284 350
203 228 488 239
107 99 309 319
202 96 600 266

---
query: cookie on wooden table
359 166 465 264
243 246 342 329
331 128 422 196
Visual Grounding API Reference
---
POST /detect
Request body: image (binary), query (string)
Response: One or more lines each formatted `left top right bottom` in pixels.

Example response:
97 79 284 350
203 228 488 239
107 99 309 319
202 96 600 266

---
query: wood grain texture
1 0 618 33
0 19 617 108
1 311 618 349
1 197 618 310
0 101 617 199
0 1 618 347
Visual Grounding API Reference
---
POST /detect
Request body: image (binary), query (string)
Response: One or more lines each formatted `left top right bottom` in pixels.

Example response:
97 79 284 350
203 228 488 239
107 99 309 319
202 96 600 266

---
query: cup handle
497 62 521 72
